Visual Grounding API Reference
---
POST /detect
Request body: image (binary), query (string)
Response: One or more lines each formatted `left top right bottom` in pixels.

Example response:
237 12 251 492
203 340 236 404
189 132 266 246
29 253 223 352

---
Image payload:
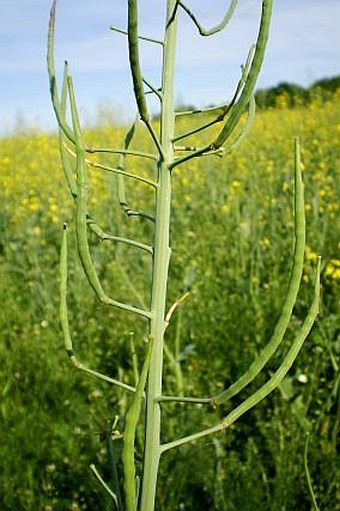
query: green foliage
1 91 339 509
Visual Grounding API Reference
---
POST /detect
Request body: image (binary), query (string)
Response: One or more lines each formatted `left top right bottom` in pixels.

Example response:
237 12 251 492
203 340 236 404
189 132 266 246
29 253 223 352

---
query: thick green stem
139 2 178 510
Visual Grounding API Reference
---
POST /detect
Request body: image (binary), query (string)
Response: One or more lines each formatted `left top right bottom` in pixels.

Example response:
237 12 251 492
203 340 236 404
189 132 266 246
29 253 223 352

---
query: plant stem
139 2 178 509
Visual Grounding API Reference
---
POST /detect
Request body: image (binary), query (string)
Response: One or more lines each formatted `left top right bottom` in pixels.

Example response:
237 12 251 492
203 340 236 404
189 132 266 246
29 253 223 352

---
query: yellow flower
260 236 270 247
325 259 340 281
305 246 318 262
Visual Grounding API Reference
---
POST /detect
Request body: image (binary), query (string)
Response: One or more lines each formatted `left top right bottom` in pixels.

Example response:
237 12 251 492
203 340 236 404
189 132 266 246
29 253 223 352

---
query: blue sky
0 0 339 135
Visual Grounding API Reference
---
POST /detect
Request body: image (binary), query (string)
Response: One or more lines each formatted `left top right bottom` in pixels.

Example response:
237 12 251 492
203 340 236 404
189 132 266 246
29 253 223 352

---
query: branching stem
49 2 320 510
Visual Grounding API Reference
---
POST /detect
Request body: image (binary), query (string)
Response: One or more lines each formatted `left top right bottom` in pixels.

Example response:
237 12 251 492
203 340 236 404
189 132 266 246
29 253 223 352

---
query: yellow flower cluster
0 133 69 237
324 259 340 282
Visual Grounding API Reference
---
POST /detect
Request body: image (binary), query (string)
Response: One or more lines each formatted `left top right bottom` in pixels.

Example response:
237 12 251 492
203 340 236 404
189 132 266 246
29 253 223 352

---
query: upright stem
140 1 178 509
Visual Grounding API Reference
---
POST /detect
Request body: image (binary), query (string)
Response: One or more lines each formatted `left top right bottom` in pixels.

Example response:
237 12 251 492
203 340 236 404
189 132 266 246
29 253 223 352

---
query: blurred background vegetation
0 79 339 510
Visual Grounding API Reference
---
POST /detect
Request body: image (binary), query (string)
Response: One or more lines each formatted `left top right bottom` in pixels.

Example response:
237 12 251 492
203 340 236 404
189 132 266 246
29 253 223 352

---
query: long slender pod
67 75 111 304
47 0 75 143
221 95 256 156
122 337 153 511
127 0 163 156
215 137 306 404
59 223 74 357
127 0 149 122
58 61 77 198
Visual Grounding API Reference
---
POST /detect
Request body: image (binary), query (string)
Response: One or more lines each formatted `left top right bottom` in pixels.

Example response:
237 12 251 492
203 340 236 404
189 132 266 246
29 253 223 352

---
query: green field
1 91 339 510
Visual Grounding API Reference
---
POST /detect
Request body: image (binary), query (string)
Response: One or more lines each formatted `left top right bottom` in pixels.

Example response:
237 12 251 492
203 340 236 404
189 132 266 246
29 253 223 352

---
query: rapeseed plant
1 6 339 508
44 1 325 510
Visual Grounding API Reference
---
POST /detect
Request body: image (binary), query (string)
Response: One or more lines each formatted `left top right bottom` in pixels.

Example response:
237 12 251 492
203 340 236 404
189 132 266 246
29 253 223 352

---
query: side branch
110 25 164 46
85 146 158 162
65 145 158 188
304 434 320 511
88 221 153 255
143 78 163 101
90 464 120 507
156 395 211 405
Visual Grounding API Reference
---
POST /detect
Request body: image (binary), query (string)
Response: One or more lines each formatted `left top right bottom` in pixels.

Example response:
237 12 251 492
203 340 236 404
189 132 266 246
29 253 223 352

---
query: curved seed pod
47 0 75 143
58 62 77 198
62 83 152 318
60 223 72 353
75 144 111 303
213 0 273 149
179 0 238 36
66 75 111 303
128 0 150 122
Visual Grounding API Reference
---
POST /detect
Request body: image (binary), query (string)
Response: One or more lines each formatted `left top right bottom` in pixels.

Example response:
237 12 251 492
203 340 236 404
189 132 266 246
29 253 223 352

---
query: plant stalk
139 1 178 509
